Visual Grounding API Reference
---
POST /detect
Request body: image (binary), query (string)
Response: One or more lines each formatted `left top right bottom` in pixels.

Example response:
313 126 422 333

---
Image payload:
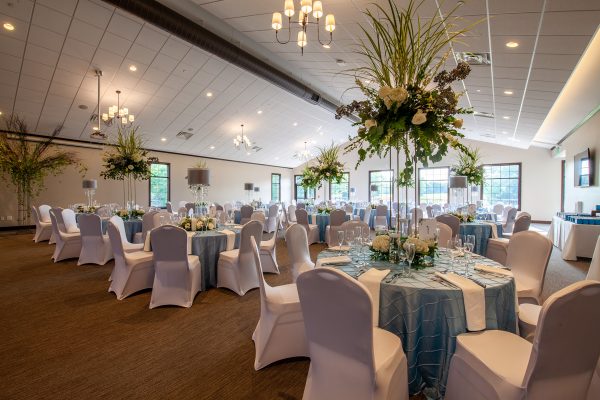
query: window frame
271 173 281 202
294 174 315 201
368 169 394 203
329 172 350 202
417 166 450 205
480 162 522 210
148 162 171 208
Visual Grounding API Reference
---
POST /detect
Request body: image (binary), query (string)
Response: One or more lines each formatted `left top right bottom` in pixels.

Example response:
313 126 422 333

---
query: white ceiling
0 0 599 168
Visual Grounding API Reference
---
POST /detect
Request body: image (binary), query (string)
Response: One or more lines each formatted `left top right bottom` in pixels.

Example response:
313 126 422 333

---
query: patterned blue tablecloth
190 229 240 290
234 210 241 224
459 222 503 256
317 249 517 397
308 213 351 242
75 214 142 243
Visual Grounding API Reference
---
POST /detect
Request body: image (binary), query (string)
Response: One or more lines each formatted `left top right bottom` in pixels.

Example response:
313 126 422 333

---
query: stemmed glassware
361 227 371 265
336 230 345 256
464 235 476 276
405 243 416 277
447 239 456 272
353 227 362 262
345 228 355 255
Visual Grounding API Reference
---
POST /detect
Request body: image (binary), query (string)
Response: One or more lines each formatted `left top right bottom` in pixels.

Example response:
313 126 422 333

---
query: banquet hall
1 0 599 399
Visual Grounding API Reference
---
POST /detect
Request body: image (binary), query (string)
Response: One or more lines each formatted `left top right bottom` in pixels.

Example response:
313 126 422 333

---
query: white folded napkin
328 245 351 251
318 255 352 266
358 268 390 326
482 221 498 238
435 272 486 331
474 263 513 277
220 229 236 251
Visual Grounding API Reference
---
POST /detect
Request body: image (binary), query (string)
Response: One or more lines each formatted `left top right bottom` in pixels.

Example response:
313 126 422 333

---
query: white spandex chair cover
250 237 307 369
501 206 512 223
285 224 314 282
240 205 253 225
109 216 144 253
426 205 433 218
281 205 293 228
152 211 171 227
49 209 81 262
62 209 80 233
39 204 51 223
264 204 279 233
437 222 452 248
260 219 279 274
296 202 306 210
587 236 600 281
295 209 320 245
362 206 372 225
326 209 347 247
504 208 518 233
296 268 409 400
506 231 552 304
492 203 504 220
445 280 600 400
133 211 158 244
374 205 388 227
345 204 353 215
166 201 173 213
251 211 266 230
78 213 113 266
149 225 202 308
223 202 232 214
436 213 460 238
32 206 52 242
409 207 423 223
217 220 263 296
485 238 509 265
107 222 154 300
341 220 370 235
502 213 530 238
287 205 297 222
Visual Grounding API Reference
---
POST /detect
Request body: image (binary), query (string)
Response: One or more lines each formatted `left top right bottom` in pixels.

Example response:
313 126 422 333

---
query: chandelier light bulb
102 113 108 121
272 12 282 30
301 0 313 14
313 1 323 18
297 31 307 47
121 117 127 124
284 0 295 17
128 115 134 122
298 10 305 25
325 14 335 32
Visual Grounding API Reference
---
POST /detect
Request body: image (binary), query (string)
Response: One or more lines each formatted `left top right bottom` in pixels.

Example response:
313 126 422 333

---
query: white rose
411 110 427 125
207 222 215 230
389 87 408 105
365 119 377 130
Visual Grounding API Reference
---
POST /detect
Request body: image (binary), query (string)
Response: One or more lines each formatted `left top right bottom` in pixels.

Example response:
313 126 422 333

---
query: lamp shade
244 183 254 191
82 179 97 189
254 187 260 192
449 176 468 189
187 168 210 186
370 184 378 192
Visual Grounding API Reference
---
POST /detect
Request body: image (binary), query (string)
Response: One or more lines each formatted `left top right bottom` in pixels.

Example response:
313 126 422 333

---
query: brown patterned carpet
0 226 590 399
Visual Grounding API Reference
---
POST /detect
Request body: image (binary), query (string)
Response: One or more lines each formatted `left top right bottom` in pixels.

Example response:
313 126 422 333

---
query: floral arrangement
370 234 391 260
451 147 484 186
131 209 145 218
449 212 474 223
76 205 97 214
113 208 144 220
100 127 155 181
317 205 332 214
335 0 477 187
301 143 345 190
180 216 217 232
400 234 437 269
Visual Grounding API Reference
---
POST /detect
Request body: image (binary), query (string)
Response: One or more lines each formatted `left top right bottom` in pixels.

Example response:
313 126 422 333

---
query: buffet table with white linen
316 249 517 397
548 215 600 260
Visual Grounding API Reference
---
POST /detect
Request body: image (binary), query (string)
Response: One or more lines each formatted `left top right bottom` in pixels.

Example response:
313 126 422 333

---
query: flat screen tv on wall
574 148 593 187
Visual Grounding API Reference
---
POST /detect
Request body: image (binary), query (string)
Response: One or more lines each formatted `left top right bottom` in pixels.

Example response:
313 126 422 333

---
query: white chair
408 207 423 224
426 205 433 218
133 211 158 244
240 205 253 225
506 231 553 304
295 209 319 245
285 224 314 282
296 202 306 210
437 222 452 248
32 206 52 242
107 222 154 300
485 238 509 265
49 209 82 262
109 216 144 253
78 214 113 266
264 204 279 233
217 220 263 296
374 205 388 227
492 203 504 221
362 206 372 225
340 220 370 236
39 204 55 243
501 205 512 223
62 209 80 233
587 236 600 281
166 201 173 213
260 219 279 274
149 225 202 309
287 204 297 223
250 236 307 369
445 280 600 400
436 213 461 238
504 208 518 233
296 268 409 400
503 211 529 237
325 209 347 247
251 210 266 230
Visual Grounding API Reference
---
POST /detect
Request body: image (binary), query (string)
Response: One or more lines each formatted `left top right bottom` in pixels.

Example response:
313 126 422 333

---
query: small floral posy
76 205 97 214
449 211 474 223
370 234 391 261
400 234 437 269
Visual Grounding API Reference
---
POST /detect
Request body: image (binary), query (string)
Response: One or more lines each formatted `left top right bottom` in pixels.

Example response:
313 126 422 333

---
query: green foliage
100 126 154 181
300 143 345 189
451 146 484 186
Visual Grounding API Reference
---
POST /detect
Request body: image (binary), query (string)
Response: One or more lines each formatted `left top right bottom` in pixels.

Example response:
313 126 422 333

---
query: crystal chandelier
234 124 252 151
294 141 313 161
271 0 335 55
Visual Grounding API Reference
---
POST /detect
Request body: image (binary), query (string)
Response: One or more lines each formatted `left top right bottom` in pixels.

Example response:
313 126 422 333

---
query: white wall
0 143 293 226
293 138 562 221
561 111 600 212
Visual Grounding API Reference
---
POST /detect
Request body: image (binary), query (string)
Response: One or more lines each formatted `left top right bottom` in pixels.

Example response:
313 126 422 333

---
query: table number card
418 219 438 240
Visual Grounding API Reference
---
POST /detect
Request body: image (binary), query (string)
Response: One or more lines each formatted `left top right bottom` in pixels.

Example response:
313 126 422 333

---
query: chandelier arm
316 20 333 46
275 16 292 44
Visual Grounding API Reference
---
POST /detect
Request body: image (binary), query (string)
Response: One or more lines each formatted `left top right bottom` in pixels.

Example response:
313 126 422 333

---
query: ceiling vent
480 132 495 138
455 52 491 65
252 145 262 152
473 111 495 118
176 131 194 140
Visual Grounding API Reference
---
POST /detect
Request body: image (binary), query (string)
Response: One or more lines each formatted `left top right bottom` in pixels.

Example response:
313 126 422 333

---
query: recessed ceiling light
476 89 481 92
502 131 508 134
3 23 14 31
210 145 215 150
503 116 511 120
311 140 316 144
319 131 323 135
275 157 279 160
504 90 513 95
293 122 298 126
323 44 330 49
129 65 137 72
161 137 167 142
336 59 346 67
257 110 263 114
78 104 88 110
206 92 213 97
505 41 519 48
246 152 251 155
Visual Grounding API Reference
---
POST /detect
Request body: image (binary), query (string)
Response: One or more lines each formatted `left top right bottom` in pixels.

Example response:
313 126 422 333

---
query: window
294 175 315 201
369 170 394 203
482 163 521 209
271 173 281 202
149 162 170 208
418 167 449 205
329 172 350 202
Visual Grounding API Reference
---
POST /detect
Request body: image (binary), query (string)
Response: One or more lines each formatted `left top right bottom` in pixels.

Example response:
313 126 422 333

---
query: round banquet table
459 222 503 256
316 248 517 398
308 213 351 242
190 228 241 290
75 213 142 243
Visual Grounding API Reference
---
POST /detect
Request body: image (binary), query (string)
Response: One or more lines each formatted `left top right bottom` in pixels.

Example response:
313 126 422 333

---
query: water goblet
464 241 475 276
345 228 356 255
405 243 416 277
447 239 456 272
336 230 345 256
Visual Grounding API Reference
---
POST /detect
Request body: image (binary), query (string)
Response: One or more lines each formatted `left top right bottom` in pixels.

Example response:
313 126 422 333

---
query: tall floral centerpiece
100 127 156 211
451 146 484 203
336 0 477 228
301 143 345 202
0 115 85 225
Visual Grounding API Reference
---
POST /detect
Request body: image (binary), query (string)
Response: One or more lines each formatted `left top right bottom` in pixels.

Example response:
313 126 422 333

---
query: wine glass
336 230 345 255
405 243 416 277
345 228 356 254
464 241 475 276
447 239 456 272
